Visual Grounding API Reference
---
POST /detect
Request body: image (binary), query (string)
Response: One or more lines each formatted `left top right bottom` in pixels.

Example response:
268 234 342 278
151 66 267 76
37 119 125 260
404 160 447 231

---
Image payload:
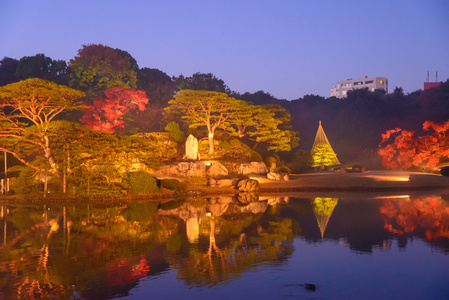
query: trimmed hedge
123 171 159 194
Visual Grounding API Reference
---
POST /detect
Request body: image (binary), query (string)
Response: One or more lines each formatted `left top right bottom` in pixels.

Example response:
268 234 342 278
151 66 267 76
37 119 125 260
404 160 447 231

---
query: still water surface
1 194 448 299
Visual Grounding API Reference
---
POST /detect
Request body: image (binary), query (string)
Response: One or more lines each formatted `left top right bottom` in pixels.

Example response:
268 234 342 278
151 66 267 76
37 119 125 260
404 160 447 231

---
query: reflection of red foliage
378 120 449 169
81 87 149 133
379 196 449 241
107 256 150 286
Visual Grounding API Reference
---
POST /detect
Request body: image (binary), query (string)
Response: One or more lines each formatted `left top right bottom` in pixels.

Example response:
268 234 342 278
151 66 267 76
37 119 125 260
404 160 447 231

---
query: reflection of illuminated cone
186 218 200 243
312 198 338 239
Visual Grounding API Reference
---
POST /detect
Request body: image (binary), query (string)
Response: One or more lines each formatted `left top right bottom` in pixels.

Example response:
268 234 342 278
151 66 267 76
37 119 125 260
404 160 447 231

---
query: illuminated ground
252 170 449 192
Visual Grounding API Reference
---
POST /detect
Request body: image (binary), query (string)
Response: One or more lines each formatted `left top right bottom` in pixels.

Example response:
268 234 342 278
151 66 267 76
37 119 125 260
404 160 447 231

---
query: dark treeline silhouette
1 52 448 168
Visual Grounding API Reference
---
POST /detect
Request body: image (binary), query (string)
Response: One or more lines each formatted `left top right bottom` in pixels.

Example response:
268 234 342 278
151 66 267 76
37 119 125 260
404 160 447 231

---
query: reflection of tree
379 196 449 240
168 212 294 287
312 197 338 239
0 203 177 299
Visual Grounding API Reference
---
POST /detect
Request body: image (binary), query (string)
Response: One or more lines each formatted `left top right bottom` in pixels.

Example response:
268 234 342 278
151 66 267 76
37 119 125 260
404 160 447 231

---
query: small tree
312 143 340 168
165 90 241 155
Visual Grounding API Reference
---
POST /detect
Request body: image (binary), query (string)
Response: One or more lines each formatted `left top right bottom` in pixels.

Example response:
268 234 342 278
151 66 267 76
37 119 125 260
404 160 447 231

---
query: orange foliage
378 120 449 169
379 196 449 241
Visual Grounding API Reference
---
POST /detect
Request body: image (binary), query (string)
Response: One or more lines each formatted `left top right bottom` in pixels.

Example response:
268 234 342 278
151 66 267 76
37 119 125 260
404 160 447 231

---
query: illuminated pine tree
311 121 340 168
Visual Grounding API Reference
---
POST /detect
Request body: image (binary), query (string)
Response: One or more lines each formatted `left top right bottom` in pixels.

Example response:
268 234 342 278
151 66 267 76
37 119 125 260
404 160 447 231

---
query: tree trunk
208 131 214 156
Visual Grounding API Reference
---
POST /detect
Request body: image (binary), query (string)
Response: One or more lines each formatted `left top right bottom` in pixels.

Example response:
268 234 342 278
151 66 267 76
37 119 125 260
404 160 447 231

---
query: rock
267 172 289 181
239 162 268 175
178 162 190 173
237 179 259 192
207 162 228 177
208 178 217 187
187 162 206 177
185 134 198 160
216 178 237 187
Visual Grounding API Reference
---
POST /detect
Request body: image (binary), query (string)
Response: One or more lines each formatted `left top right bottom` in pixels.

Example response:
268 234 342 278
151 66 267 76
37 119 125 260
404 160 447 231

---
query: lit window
378 80 383 85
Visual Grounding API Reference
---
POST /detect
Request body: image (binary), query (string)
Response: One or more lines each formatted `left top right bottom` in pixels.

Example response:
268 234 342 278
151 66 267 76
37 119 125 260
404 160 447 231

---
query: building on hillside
424 71 442 90
330 76 388 98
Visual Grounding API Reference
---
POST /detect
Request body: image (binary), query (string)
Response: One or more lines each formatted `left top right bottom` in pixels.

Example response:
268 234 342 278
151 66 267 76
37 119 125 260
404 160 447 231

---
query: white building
331 76 388 98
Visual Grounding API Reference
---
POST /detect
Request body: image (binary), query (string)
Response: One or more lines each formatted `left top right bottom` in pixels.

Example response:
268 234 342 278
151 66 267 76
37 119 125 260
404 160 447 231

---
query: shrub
161 178 185 192
123 171 159 194
9 165 39 195
441 166 449 177
251 150 263 162
165 121 186 143
187 176 208 186
275 166 291 174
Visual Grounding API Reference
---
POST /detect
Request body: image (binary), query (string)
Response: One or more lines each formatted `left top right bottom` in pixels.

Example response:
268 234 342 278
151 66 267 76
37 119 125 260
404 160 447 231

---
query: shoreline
1 171 448 203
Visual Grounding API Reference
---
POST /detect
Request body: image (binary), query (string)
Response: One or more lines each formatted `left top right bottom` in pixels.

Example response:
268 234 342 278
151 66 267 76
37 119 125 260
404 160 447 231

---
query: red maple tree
80 87 149 133
378 120 449 169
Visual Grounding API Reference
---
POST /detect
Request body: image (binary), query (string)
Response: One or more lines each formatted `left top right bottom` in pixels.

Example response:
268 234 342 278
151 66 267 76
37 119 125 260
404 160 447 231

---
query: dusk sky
1 0 448 99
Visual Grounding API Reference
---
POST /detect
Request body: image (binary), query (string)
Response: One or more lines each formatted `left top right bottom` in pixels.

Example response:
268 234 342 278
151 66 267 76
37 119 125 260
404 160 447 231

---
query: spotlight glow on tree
311 121 340 168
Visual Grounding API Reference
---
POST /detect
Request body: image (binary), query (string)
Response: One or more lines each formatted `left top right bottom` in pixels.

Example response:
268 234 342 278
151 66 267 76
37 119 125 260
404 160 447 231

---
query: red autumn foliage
378 120 449 169
80 87 149 133
379 196 449 241
106 256 150 286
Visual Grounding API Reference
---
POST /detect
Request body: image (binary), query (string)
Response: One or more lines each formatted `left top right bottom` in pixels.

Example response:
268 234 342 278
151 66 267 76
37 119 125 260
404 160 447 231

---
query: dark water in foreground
1 194 448 299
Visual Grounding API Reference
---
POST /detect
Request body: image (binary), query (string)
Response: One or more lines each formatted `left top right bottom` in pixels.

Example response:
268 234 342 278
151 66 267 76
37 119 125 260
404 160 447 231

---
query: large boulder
237 179 259 192
239 162 268 175
267 172 289 181
187 162 207 177
207 162 228 177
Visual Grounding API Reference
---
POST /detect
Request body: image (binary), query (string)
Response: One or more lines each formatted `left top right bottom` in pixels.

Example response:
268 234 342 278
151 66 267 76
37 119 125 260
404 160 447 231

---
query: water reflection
0 193 448 299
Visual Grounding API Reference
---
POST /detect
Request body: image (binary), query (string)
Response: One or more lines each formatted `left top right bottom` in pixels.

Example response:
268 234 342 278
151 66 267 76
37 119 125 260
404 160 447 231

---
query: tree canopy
378 120 449 169
80 87 149 133
69 44 137 99
165 90 241 155
0 78 85 175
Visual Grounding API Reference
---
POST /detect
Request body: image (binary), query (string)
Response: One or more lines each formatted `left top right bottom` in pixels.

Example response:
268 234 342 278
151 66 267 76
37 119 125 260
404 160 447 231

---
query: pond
1 193 448 299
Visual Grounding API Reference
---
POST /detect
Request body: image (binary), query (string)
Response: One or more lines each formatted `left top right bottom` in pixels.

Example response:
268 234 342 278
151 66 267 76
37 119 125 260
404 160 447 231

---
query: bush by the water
123 171 159 194
441 166 449 177
160 178 185 192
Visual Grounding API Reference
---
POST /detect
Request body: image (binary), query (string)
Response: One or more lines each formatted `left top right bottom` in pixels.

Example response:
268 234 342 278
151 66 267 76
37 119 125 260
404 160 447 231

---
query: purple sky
1 0 448 99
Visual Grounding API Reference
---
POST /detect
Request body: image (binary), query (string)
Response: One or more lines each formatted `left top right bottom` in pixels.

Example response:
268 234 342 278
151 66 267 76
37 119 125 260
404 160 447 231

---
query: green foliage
160 178 185 192
136 132 178 162
69 44 137 99
9 165 38 195
313 197 338 216
123 171 159 194
165 121 186 143
275 166 291 174
121 202 160 222
251 150 263 162
216 138 252 161
311 143 340 167
290 149 313 172
71 177 123 198
187 176 208 186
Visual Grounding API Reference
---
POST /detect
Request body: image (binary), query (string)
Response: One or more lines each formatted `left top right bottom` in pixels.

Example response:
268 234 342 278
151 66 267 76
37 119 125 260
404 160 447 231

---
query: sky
1 0 448 100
